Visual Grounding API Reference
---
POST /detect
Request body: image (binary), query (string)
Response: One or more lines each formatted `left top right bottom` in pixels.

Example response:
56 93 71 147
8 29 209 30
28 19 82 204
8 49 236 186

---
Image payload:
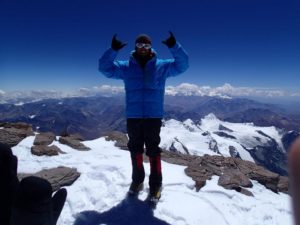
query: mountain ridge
1 95 299 139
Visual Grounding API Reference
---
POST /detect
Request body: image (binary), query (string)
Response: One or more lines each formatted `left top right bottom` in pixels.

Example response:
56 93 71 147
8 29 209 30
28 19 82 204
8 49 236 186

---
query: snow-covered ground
12 133 293 225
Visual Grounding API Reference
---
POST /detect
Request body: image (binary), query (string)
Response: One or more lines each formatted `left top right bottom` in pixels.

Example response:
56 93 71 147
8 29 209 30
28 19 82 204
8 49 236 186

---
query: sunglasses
136 43 152 49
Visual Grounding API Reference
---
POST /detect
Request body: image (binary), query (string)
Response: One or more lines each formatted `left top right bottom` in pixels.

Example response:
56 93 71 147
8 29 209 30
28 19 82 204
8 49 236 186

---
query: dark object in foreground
10 176 67 225
288 138 300 225
0 142 19 225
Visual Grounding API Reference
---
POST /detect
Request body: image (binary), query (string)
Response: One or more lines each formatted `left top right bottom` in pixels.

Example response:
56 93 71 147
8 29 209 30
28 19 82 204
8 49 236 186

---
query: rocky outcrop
229 146 241 159
169 138 190 154
219 124 233 132
209 139 219 153
213 131 236 139
33 132 56 145
104 131 128 150
0 122 34 147
218 169 253 189
18 166 80 192
59 135 90 151
31 132 66 156
64 133 84 141
161 151 289 196
278 176 289 193
31 145 64 156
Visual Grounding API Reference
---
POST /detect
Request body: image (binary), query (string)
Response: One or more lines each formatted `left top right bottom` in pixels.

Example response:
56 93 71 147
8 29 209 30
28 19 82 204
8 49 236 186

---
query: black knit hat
135 34 152 44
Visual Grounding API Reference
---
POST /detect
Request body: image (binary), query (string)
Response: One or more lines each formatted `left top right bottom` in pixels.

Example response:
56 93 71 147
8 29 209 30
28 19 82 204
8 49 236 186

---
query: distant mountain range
1 95 299 139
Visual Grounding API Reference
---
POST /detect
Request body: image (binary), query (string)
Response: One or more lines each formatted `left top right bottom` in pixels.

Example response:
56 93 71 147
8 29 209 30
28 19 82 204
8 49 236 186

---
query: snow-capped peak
161 115 286 168
203 113 219 121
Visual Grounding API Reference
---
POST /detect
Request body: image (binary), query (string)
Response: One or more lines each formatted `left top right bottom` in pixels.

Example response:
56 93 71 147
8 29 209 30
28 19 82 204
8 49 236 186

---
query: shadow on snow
73 194 170 225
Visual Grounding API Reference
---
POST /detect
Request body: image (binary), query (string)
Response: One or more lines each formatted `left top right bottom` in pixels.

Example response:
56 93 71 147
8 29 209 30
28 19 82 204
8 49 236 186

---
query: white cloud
92 85 124 95
76 85 124 97
165 83 231 98
0 89 5 95
0 83 299 104
166 83 292 98
291 93 300 97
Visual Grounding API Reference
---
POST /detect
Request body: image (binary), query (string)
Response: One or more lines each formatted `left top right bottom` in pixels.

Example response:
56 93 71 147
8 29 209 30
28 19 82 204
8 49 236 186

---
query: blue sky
1 0 300 92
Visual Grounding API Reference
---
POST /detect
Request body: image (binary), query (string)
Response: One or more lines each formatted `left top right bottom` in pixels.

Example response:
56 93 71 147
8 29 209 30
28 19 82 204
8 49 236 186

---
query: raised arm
98 34 127 80
161 31 189 78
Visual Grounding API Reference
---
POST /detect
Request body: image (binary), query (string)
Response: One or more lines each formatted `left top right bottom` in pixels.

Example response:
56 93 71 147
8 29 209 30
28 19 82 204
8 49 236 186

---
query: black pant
127 118 162 187
127 118 162 157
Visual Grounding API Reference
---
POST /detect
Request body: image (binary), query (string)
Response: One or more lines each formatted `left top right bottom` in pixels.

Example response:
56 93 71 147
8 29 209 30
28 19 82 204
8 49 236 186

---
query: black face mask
133 49 154 68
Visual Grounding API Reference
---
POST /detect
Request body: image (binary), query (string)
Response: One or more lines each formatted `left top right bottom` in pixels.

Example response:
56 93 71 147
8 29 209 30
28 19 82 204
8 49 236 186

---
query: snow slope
12 134 292 225
160 113 285 163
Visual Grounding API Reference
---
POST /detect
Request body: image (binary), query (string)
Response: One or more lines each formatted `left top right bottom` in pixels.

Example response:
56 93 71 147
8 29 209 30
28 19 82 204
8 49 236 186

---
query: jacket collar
129 48 157 68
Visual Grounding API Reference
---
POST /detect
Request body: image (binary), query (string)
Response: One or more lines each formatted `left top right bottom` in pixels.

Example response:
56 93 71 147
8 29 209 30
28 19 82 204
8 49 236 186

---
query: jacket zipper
142 66 145 118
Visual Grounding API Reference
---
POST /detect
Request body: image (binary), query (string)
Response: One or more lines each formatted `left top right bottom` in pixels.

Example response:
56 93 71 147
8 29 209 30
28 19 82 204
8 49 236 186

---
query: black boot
149 155 162 201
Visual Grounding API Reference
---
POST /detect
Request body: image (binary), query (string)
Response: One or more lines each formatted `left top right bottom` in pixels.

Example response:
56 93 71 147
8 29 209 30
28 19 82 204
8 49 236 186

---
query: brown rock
218 169 253 190
278 176 289 194
69 133 85 141
18 166 80 192
249 167 280 192
234 158 257 175
0 122 34 147
31 145 61 156
162 150 288 194
195 180 207 191
185 166 213 184
3 122 33 131
59 136 90 151
34 132 56 145
104 131 129 150
161 150 195 166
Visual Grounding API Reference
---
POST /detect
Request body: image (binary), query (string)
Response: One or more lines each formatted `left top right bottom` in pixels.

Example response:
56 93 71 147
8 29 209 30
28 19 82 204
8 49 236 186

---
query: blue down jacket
98 42 189 118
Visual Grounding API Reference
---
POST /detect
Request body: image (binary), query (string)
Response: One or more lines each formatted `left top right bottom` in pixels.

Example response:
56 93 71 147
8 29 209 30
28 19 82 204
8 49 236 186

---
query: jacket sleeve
162 42 189 78
98 48 126 80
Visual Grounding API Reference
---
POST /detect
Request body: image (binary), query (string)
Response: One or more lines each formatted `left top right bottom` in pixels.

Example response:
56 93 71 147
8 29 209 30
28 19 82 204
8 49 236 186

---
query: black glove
162 31 176 48
111 34 127 51
10 176 67 225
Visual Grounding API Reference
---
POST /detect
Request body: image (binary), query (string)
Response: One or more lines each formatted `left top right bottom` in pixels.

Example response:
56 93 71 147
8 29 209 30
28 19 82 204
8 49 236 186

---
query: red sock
135 153 143 170
149 155 162 175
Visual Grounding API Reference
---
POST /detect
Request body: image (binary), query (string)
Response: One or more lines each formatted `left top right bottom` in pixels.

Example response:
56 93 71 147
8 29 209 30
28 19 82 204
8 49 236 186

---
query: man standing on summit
98 32 189 202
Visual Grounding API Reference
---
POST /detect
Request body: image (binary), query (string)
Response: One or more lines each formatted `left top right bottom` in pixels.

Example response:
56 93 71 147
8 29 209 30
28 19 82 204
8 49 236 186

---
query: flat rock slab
18 166 80 192
34 132 56 145
31 145 64 156
69 133 85 141
59 136 90 151
0 122 34 130
218 169 253 189
161 150 289 196
0 122 34 147
104 131 129 150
